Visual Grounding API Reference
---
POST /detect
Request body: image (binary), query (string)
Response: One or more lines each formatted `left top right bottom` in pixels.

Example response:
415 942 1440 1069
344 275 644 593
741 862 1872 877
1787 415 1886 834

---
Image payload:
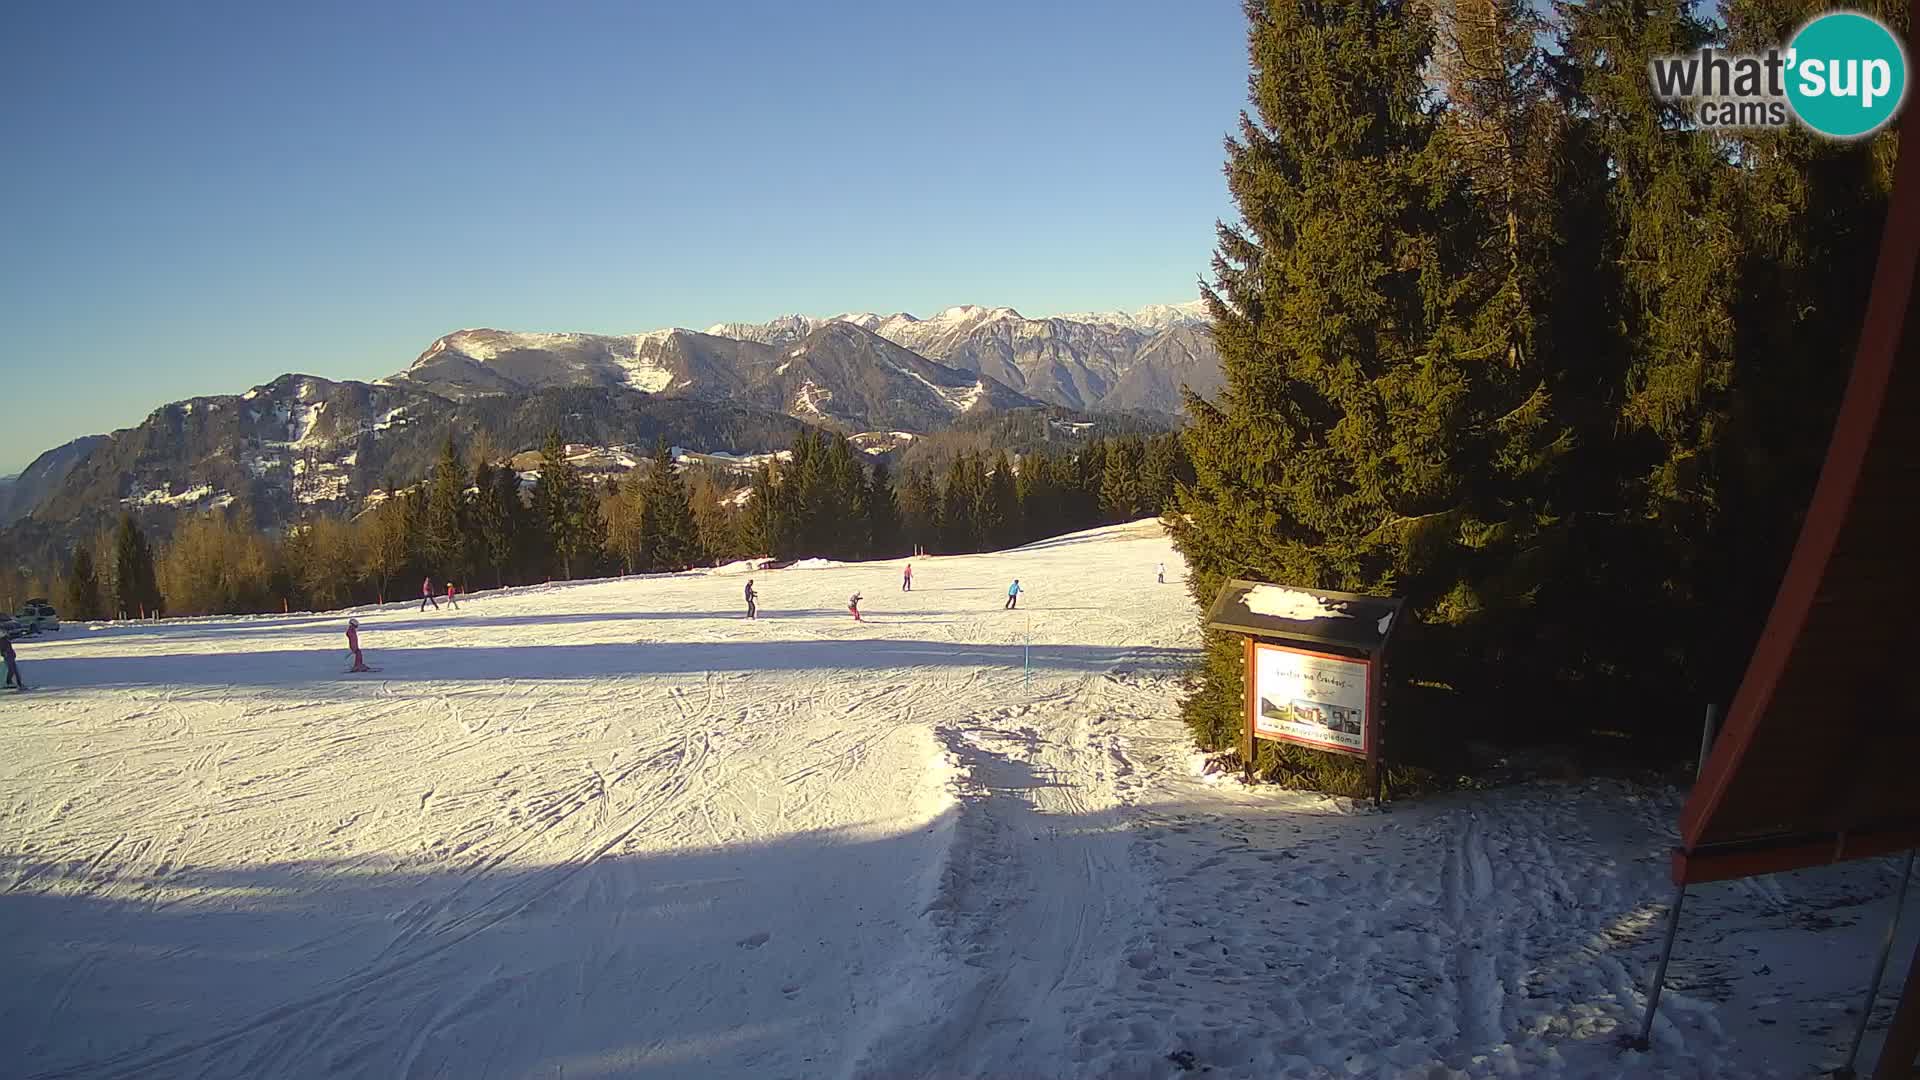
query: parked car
0 615 21 638
14 599 59 634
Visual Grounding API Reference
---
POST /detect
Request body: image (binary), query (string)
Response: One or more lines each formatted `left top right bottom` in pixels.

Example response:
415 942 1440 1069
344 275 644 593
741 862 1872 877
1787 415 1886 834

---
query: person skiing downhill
744 579 757 620
1156 561 1166 585
345 619 371 672
446 582 460 610
420 576 440 612
1005 579 1022 610
849 592 863 621
902 564 913 592
2 629 24 691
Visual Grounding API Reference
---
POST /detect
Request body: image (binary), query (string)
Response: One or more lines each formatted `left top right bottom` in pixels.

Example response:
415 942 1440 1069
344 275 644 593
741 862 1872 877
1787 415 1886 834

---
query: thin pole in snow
1024 616 1031 690
1697 703 1721 779
1630 884 1688 1052
1838 848 1919 1078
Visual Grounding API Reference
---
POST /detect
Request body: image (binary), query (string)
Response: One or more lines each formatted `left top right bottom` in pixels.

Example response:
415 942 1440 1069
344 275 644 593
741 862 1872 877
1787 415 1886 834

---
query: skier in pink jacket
420 576 440 612
346 619 371 672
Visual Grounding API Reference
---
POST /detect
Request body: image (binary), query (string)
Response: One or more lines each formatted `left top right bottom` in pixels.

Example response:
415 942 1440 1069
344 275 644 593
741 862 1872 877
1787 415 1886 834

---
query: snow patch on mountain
793 380 833 418
1052 299 1209 331
124 484 217 508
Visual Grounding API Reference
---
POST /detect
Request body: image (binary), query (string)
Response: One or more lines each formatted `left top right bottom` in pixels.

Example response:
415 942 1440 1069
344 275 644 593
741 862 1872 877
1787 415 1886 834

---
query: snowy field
3 519 1915 1079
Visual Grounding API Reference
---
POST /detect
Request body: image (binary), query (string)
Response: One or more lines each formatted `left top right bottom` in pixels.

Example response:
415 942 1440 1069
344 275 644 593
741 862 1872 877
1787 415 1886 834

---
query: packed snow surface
3 521 1914 1079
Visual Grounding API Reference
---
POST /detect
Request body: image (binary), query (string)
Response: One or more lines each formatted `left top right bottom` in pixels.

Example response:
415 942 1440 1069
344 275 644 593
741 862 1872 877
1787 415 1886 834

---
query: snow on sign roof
1203 578 1404 653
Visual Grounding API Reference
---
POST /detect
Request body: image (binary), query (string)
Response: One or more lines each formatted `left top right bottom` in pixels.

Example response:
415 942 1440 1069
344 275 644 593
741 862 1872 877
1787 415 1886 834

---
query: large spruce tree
1170 0 1567 769
65 546 102 621
111 514 162 619
472 459 523 588
1555 0 1740 708
423 433 470 583
866 460 903 558
639 440 699 571
532 431 598 580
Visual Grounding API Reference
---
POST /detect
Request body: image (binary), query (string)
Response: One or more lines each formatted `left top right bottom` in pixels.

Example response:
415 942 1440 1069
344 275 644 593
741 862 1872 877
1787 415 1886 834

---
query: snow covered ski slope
2 520 1915 1078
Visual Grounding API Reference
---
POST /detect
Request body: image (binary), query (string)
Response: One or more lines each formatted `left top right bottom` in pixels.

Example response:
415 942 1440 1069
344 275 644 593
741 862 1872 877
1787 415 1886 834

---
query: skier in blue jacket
1005 579 1022 610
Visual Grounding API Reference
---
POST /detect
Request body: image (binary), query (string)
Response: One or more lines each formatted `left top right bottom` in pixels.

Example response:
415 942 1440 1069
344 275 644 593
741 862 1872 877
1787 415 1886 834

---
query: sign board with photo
1203 579 1404 798
1250 642 1373 759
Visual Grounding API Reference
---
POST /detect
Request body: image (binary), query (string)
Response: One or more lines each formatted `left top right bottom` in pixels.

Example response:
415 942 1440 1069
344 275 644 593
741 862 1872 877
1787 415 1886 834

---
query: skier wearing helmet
346 618 371 672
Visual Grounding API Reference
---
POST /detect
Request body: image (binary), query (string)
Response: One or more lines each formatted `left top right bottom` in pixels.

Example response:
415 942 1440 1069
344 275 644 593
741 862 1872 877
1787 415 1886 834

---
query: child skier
744 579 757 619
446 581 459 610
420 576 440 612
1156 561 1166 584
1005 579 1022 610
902 564 913 592
345 618 371 672
2 629 24 691
849 592 863 621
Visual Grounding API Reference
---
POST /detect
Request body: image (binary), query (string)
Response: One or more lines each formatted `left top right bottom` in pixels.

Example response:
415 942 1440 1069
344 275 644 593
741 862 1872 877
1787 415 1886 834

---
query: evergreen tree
866 460 903 558
1100 437 1148 522
939 456 974 554
823 436 867 560
785 431 827 557
639 439 699 571
65 546 102 621
1169 0 1563 766
1140 434 1195 515
532 431 597 580
111 514 162 619
472 459 522 588
423 433 470 583
1556 0 1738 701
984 451 1021 550
899 467 939 555
744 463 782 558
1018 452 1059 542
1075 440 1109 529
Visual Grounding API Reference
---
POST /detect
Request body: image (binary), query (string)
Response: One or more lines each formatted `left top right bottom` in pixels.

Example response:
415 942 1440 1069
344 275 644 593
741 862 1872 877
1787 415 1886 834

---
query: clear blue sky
0 1 1247 475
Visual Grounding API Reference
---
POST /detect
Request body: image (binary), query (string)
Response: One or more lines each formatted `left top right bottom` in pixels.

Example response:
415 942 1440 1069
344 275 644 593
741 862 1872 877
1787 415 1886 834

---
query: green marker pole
1024 616 1031 690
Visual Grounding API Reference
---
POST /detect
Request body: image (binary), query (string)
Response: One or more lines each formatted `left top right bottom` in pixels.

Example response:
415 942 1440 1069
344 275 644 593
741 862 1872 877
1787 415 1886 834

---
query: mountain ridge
1 299 1213 564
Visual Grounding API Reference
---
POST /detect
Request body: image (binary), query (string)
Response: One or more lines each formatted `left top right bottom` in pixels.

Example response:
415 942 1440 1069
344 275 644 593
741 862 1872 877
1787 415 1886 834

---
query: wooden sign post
1205 580 1404 802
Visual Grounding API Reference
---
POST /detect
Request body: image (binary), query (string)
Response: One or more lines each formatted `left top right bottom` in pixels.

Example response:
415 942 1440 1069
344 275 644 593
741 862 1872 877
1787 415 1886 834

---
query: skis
344 666 383 674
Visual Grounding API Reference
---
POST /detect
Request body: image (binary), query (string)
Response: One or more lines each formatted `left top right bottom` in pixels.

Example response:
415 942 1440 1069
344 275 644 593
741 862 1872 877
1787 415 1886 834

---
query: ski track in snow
1 519 1914 1079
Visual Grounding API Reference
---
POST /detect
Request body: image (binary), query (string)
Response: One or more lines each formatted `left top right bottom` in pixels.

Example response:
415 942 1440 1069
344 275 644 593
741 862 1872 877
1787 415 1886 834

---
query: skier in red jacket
420 576 440 612
446 581 460 610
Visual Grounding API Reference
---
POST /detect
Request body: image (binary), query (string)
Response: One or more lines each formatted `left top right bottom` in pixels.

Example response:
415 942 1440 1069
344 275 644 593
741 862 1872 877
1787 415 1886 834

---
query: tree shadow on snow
0 746 1818 1078
19 639 1194 690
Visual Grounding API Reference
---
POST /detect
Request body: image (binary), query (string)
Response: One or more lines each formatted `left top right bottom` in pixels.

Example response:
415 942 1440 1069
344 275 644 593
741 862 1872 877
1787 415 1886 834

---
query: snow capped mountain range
705 300 1209 343
0 300 1217 563
695 300 1217 414
396 299 1218 421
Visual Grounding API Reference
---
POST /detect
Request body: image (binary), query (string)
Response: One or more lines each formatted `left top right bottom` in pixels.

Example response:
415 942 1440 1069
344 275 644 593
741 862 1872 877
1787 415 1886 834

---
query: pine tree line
1172 0 1905 786
40 426 1189 619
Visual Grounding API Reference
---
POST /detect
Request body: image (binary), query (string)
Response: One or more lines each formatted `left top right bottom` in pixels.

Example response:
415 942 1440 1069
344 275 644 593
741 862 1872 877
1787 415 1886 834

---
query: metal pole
1697 703 1721 780
1024 617 1031 690
1631 884 1689 1051
1839 849 1919 1079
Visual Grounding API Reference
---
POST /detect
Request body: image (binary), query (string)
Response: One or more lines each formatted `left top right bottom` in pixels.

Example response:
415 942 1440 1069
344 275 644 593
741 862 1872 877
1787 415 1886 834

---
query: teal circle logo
1786 11 1908 139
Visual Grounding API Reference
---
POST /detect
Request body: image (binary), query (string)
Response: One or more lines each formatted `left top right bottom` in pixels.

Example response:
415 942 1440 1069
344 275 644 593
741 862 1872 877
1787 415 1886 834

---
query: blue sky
0 1 1247 475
